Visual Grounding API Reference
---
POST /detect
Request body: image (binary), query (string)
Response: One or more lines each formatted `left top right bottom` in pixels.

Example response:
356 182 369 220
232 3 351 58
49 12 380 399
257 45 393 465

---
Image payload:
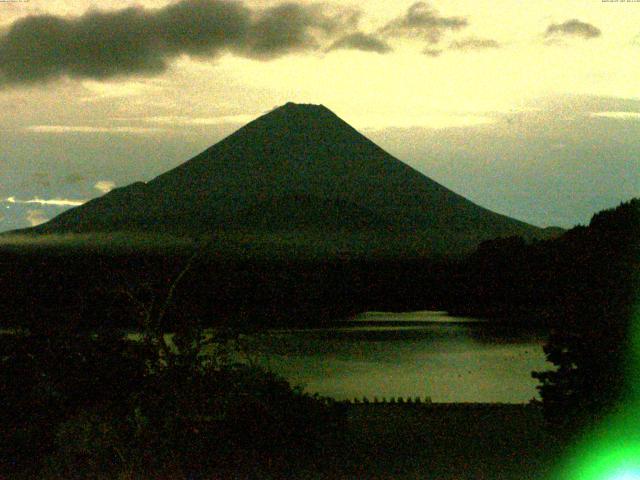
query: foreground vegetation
1 199 637 478
452 198 640 457
1 352 559 480
0 326 345 479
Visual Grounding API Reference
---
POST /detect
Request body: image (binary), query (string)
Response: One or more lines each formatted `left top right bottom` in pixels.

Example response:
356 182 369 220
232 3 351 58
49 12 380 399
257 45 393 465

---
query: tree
117 248 344 476
0 327 147 476
532 199 640 440
1 242 345 478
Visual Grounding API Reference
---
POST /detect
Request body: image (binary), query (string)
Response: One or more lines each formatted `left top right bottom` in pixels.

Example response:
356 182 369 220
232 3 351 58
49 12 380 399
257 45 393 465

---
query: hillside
18 102 550 255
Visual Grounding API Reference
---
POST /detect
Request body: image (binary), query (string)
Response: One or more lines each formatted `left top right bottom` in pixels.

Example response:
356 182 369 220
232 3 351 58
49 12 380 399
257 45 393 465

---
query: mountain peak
238 101 352 142
270 101 333 118
21 103 549 254
267 102 335 117
281 101 326 110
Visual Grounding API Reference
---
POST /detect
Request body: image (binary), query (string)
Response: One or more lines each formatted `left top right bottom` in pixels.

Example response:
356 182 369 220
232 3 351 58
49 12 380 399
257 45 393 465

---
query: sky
0 0 639 231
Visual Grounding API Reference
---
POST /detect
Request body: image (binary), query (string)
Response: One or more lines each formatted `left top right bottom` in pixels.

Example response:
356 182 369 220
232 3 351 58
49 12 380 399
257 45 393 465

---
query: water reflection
250 311 552 403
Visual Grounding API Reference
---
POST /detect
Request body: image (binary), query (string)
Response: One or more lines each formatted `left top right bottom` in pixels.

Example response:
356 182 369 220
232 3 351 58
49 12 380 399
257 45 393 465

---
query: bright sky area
0 0 638 230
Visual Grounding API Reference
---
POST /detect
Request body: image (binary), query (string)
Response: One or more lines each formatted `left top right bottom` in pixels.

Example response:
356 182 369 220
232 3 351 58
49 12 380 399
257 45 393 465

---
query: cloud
0 0 360 86
449 37 500 51
356 112 494 129
380 2 467 44
26 209 48 227
140 114 260 125
326 32 392 54
532 94 640 117
25 125 164 133
423 37 499 57
423 48 443 57
94 180 116 193
545 19 601 39
240 3 359 59
80 80 164 101
5 196 86 206
589 111 640 120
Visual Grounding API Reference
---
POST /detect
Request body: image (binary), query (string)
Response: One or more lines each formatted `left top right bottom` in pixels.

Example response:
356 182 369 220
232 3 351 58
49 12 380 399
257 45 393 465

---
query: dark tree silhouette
532 199 640 439
0 245 346 478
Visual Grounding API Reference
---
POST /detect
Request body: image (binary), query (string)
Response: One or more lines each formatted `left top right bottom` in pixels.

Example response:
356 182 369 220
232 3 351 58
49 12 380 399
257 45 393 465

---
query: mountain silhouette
21 102 551 254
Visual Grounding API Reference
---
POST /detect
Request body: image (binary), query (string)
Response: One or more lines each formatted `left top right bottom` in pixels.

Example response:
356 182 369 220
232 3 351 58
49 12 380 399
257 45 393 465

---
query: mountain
19 102 552 254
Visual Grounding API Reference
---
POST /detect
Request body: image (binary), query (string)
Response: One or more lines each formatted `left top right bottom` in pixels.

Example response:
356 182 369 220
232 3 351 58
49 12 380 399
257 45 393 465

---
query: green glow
630 301 640 400
555 417 640 479
608 470 640 480
553 298 640 480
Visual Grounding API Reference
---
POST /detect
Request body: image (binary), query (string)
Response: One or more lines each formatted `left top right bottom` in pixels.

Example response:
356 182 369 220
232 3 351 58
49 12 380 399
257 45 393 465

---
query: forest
0 198 637 478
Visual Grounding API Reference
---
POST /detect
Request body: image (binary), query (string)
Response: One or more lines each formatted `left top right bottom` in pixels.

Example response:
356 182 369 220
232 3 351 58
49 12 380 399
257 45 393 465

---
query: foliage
0 328 147 476
0 242 452 332
531 199 640 440
0 251 346 478
446 198 640 440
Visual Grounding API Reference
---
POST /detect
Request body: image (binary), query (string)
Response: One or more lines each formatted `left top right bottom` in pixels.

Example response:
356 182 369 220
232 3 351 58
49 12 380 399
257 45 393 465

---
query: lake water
247 311 552 403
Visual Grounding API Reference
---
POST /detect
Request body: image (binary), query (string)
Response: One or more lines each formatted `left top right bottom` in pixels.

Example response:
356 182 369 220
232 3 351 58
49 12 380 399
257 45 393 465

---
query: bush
1 251 346 478
0 329 345 478
0 330 147 475
42 408 132 479
132 361 344 476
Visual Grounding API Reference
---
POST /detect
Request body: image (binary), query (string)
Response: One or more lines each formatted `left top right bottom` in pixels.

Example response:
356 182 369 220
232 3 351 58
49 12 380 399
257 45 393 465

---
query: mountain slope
22 102 550 253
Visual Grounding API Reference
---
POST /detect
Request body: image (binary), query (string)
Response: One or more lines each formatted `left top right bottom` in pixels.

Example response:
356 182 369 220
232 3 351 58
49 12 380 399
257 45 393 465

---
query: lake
245 311 552 403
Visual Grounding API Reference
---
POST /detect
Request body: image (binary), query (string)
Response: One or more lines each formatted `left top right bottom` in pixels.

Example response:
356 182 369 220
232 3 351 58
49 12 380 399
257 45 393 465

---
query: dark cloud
545 19 601 39
242 3 359 59
327 32 392 54
423 48 443 57
380 2 467 44
0 0 359 85
422 37 498 57
449 37 500 51
0 8 171 84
